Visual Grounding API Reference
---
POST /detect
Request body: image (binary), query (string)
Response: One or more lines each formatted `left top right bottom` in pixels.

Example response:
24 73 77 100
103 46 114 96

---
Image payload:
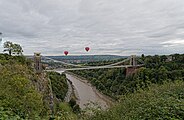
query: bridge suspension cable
43 56 130 68
64 64 144 71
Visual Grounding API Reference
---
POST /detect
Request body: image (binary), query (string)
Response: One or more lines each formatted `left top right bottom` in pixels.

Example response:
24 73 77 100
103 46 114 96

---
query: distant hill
45 55 127 63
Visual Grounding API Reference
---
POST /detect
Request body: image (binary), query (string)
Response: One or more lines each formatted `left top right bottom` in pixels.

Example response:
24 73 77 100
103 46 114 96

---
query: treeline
83 58 126 66
48 55 125 63
72 54 184 99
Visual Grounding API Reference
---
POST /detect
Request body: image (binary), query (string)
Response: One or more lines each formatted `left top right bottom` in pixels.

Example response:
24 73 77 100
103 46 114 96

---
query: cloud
0 0 184 55
161 39 184 47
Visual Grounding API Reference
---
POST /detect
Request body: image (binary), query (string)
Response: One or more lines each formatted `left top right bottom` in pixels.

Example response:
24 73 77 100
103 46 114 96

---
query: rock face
126 66 139 77
64 80 73 102
31 73 53 115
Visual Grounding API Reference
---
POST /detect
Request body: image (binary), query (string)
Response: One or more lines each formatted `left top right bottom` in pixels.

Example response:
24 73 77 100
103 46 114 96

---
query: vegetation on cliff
1 49 184 119
72 54 184 99
0 54 45 118
85 81 184 120
47 71 68 100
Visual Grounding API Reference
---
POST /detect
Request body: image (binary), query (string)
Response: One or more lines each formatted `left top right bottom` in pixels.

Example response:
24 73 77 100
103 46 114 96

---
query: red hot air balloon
64 51 69 56
85 47 90 52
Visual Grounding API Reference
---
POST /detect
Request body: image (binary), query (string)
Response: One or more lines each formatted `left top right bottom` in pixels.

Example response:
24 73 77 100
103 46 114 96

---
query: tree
12 43 23 55
158 66 168 82
3 41 23 55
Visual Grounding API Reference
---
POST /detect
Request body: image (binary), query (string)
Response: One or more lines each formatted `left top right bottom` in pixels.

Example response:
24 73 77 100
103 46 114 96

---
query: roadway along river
55 70 111 109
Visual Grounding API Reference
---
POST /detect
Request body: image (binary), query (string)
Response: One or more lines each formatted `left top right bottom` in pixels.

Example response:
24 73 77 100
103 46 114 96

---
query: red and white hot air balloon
64 51 69 56
85 47 90 52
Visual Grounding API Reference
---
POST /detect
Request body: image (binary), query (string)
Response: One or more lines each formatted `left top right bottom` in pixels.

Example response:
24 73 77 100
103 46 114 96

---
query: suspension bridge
38 54 144 76
33 53 144 111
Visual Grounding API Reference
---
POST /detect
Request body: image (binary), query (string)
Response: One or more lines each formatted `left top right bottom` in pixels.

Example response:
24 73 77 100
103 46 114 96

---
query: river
55 70 111 109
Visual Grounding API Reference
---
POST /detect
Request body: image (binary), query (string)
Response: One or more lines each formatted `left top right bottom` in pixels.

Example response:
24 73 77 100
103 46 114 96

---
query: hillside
1 53 184 119
85 81 184 120
72 54 184 99
0 54 76 119
0 54 49 118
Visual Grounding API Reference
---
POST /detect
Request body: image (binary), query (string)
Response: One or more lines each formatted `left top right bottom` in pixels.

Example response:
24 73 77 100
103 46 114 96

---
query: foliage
3 41 23 55
85 81 184 120
0 54 45 119
69 98 80 113
1 53 184 119
73 68 126 99
0 107 22 120
47 72 68 100
0 54 79 119
72 54 184 99
79 102 103 120
54 102 78 120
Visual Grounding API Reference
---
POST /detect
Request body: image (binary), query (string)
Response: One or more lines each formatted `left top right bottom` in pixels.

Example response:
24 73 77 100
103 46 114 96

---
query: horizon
24 53 182 57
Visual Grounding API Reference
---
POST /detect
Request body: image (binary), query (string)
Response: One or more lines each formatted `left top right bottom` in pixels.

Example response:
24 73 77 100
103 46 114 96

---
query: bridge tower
126 55 138 77
34 53 42 73
130 55 137 66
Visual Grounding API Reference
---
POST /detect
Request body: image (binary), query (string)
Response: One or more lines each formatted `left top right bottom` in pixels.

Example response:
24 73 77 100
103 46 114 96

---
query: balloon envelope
64 51 69 56
85 47 90 52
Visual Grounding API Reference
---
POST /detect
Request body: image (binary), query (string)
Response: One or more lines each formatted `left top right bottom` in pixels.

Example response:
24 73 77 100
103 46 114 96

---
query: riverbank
64 71 115 109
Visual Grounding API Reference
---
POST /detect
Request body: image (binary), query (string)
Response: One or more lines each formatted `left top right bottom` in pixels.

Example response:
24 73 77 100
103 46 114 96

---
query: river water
55 70 109 109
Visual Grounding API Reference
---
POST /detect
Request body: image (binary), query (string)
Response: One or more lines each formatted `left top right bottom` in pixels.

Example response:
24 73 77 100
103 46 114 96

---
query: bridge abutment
126 66 138 77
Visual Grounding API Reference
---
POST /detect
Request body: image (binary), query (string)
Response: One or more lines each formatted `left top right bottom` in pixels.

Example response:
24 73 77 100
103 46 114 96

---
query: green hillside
1 53 184 119
0 54 46 119
72 54 184 99
85 81 184 120
0 54 75 119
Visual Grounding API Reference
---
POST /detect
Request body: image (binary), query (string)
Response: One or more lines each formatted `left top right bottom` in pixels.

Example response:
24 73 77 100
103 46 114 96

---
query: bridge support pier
126 55 138 77
126 66 138 77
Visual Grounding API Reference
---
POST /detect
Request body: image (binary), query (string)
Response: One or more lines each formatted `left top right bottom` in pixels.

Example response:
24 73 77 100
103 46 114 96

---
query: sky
0 0 184 56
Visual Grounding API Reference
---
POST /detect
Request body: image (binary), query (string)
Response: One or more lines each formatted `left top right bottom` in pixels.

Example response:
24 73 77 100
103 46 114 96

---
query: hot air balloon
64 51 69 56
85 47 90 52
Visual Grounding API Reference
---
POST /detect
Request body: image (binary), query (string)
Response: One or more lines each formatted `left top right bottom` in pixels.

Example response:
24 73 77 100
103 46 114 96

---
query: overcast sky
0 0 184 56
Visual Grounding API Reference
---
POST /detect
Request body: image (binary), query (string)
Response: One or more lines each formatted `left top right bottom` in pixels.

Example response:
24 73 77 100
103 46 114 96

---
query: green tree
3 41 23 55
158 66 168 83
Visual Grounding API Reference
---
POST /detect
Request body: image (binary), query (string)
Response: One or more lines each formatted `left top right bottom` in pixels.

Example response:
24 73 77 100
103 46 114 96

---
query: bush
54 102 77 120
87 81 184 120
